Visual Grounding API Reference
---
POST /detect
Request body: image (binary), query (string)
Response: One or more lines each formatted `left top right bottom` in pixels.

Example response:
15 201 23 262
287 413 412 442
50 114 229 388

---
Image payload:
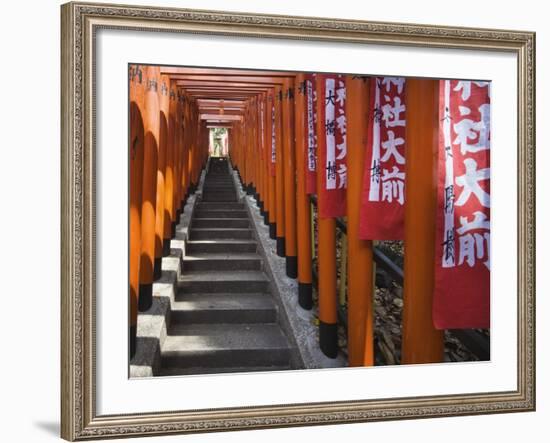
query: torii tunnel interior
129 65 491 376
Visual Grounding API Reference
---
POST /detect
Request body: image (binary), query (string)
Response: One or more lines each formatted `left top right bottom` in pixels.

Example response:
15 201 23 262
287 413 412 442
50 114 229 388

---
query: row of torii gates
129 64 445 366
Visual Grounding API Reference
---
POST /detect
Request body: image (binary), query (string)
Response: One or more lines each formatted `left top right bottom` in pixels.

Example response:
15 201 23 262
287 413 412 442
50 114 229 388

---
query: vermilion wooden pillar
268 92 277 240
315 74 338 358
262 93 270 226
252 98 259 197
129 64 145 357
254 97 261 201
181 98 190 202
250 102 255 189
260 95 267 220
163 81 176 244
401 78 445 364
138 65 160 311
274 85 286 257
187 106 195 191
294 74 313 308
173 91 183 223
192 105 197 186
153 75 169 279
345 76 374 366
282 78 298 277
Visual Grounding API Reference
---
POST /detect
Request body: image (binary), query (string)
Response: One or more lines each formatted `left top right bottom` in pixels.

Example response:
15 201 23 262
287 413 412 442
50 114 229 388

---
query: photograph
128 65 492 377
59 1 536 440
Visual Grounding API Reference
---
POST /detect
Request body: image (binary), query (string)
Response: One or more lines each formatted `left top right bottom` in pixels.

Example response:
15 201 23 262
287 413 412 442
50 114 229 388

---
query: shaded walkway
158 158 293 375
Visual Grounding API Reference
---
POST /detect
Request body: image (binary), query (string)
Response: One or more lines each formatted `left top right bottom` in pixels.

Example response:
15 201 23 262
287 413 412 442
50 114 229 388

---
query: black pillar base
171 221 177 238
129 324 137 359
138 283 153 312
298 282 313 310
319 321 338 358
162 238 171 257
286 255 298 279
181 199 186 210
153 257 163 281
263 211 270 226
259 200 264 213
269 223 276 239
175 209 181 223
276 236 286 257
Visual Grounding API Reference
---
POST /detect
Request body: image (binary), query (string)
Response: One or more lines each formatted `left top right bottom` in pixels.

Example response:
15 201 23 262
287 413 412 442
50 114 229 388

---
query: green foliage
210 127 228 157
212 127 227 138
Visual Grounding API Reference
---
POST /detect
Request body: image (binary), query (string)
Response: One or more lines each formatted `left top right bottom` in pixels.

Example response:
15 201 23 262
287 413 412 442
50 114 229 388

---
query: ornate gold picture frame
61 1 535 440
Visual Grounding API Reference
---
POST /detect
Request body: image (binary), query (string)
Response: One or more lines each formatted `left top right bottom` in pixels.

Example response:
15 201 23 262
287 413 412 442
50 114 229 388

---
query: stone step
170 292 276 323
201 193 236 197
161 323 291 368
196 202 245 210
157 365 290 376
202 190 236 195
183 252 261 271
186 239 257 254
194 209 248 218
190 227 252 240
192 218 249 229
203 181 233 186
202 185 235 194
177 270 269 293
201 194 238 203
202 186 235 191
201 192 236 198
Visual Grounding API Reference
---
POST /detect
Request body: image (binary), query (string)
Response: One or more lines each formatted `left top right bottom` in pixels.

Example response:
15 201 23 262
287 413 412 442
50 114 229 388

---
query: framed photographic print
60 1 535 440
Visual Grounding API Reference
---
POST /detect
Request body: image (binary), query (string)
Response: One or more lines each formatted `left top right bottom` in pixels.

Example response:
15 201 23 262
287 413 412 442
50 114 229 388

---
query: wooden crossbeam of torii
200 114 242 122
164 69 296 117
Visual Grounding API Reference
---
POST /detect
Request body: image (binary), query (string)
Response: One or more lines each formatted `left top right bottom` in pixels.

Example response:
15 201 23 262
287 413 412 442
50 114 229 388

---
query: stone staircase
158 157 292 375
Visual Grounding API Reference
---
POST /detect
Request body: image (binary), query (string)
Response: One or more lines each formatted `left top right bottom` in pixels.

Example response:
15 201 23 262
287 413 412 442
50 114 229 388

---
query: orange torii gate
130 65 448 365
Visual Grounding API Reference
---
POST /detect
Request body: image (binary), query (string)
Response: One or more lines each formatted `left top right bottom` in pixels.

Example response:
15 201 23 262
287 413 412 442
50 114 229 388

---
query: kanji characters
454 158 490 207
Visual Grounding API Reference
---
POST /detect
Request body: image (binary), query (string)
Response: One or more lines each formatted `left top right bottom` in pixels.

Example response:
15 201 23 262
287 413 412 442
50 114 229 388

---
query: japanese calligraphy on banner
317 74 346 218
305 74 317 195
359 77 407 240
270 93 276 177
433 80 491 330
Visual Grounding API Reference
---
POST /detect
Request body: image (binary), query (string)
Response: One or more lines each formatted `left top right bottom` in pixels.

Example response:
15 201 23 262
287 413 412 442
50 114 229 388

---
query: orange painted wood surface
345 76 374 366
129 65 145 324
294 74 313 286
274 86 285 242
139 66 160 289
401 78 444 364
